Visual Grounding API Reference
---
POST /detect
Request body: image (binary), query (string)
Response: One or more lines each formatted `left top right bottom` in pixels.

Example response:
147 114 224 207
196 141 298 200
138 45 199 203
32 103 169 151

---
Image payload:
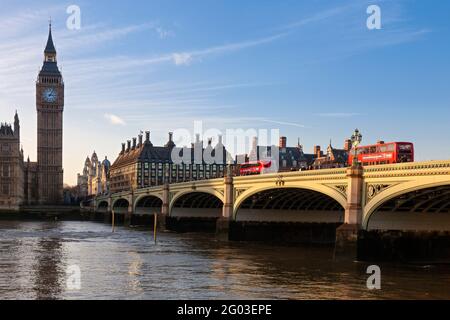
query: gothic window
2 165 10 178
2 184 9 196
1 144 9 153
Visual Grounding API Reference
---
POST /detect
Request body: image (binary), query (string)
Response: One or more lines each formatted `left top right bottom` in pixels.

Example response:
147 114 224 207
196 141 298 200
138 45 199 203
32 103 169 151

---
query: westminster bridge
92 160 450 260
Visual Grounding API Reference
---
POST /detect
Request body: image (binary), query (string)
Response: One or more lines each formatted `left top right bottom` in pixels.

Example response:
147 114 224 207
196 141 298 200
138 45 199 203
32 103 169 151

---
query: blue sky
0 0 449 185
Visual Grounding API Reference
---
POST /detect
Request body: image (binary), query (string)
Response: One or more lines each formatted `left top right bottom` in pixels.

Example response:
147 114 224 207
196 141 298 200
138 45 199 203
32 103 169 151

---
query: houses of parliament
0 24 64 210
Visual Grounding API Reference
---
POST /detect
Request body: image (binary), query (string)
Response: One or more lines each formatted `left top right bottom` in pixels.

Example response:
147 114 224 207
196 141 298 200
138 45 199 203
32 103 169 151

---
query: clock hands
43 89 57 102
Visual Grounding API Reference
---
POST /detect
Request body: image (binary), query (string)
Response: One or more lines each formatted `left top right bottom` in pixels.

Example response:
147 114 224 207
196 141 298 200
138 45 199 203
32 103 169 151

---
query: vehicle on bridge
239 160 276 176
348 141 414 166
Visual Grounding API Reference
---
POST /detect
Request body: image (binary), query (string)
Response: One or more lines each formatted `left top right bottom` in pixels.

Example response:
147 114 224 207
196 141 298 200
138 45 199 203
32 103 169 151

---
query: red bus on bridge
239 161 274 176
348 142 414 166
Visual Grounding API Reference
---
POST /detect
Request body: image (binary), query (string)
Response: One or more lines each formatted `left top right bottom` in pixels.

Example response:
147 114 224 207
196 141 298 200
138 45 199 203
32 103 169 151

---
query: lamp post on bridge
351 129 363 167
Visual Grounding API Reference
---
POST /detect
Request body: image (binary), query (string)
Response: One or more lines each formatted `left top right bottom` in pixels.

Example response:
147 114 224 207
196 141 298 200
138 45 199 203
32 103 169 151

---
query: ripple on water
0 220 450 300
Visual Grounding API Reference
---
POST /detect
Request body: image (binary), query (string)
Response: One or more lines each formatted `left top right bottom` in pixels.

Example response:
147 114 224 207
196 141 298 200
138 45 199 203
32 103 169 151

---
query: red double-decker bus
348 142 414 166
239 161 274 176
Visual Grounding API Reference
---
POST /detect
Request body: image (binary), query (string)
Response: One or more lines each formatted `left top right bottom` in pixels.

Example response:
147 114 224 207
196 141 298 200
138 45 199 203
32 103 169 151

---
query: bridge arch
170 190 224 218
170 189 224 212
112 198 130 214
233 186 346 223
233 184 347 219
364 179 450 231
134 194 163 213
97 200 109 210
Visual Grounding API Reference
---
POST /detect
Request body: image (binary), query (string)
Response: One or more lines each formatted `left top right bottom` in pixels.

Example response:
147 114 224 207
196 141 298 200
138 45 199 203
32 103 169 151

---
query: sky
0 0 449 186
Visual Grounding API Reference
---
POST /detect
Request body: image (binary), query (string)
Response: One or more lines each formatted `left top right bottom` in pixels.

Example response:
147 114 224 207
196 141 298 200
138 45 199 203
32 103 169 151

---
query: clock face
43 88 57 103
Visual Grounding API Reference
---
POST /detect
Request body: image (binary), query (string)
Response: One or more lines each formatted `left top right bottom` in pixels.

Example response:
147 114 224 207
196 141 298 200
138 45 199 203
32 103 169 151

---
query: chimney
165 132 175 149
218 135 223 145
344 139 352 152
145 131 150 143
132 137 137 149
314 145 321 158
279 136 287 149
377 140 385 145
127 140 131 151
138 134 143 146
121 143 125 153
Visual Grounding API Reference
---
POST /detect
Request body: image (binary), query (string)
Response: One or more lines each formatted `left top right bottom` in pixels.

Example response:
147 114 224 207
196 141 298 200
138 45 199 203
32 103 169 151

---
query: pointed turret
45 22 57 55
14 110 20 139
40 21 61 76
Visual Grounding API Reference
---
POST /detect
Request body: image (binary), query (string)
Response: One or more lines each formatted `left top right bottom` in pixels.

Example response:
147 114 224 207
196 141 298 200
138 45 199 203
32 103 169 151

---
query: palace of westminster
0 25 352 209
0 25 64 210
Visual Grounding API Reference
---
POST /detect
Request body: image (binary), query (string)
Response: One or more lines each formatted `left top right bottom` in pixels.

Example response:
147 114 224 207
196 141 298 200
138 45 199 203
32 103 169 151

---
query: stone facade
0 24 65 210
245 136 316 172
311 140 350 170
77 152 111 198
36 24 64 204
0 114 24 210
109 132 230 194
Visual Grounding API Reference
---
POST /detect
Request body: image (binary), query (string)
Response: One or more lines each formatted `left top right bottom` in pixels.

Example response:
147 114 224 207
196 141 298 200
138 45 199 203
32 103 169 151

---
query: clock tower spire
44 20 57 62
36 22 65 204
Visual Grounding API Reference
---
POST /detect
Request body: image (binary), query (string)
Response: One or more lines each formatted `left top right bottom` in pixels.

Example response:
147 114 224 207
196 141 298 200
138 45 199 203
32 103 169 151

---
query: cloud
172 53 193 66
0 2 433 186
258 119 306 128
279 5 349 31
156 27 175 39
168 32 287 66
183 33 288 63
104 113 126 125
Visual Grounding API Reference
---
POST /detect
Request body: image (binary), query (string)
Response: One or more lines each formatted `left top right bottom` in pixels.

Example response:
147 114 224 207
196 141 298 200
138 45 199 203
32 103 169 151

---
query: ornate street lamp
351 129 363 166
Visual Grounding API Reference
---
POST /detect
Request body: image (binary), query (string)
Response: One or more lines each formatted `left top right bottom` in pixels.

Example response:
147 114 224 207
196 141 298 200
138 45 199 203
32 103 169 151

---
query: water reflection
0 220 449 300
31 222 65 300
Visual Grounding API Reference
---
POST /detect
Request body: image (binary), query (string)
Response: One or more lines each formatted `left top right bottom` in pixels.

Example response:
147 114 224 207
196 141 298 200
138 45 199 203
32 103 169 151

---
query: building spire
45 20 57 54
14 110 19 132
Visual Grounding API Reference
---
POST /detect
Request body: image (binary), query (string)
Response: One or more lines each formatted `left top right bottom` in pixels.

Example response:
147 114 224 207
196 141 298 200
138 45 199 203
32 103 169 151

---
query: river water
0 220 449 300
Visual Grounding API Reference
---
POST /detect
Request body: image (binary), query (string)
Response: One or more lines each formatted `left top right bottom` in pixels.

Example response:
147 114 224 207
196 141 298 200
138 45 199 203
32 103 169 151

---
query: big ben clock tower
36 23 64 204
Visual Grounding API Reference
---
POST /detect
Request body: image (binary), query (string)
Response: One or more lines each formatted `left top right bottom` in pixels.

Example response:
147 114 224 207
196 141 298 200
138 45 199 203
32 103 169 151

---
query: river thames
0 219 449 300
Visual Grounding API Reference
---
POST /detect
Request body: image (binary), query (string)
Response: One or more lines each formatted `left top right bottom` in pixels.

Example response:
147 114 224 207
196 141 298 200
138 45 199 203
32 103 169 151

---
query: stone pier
216 171 233 241
335 163 364 260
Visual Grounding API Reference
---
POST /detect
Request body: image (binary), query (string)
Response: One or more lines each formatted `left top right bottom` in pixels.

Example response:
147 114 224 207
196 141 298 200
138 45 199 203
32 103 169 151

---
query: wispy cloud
257 119 306 128
279 5 349 31
172 53 193 66
104 114 126 126
174 33 288 65
0 1 433 185
156 26 175 39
